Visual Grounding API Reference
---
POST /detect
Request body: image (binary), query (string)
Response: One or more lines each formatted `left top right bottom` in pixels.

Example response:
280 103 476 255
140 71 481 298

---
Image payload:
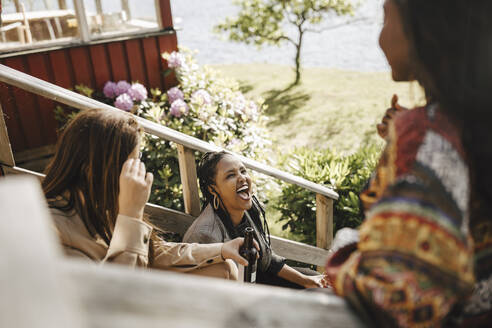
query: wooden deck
0 176 364 328
0 61 364 327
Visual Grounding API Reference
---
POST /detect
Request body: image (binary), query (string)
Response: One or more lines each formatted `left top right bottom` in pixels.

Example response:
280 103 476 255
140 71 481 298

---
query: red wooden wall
0 0 178 154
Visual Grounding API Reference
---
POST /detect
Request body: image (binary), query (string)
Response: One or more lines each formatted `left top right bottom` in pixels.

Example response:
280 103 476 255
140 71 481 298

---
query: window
83 0 159 40
0 0 162 53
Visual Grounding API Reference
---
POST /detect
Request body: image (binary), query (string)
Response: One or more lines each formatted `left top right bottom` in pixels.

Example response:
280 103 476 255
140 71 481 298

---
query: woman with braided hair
183 151 326 289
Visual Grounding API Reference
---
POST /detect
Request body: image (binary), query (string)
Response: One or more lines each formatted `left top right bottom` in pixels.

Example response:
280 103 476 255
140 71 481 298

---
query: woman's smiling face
211 154 253 213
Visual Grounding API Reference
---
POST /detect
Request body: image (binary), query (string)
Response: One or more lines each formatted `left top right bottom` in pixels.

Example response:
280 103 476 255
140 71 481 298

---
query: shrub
273 145 381 246
55 48 273 211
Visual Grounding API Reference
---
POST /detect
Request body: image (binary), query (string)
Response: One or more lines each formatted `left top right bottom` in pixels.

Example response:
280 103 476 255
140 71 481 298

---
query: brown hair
43 108 142 245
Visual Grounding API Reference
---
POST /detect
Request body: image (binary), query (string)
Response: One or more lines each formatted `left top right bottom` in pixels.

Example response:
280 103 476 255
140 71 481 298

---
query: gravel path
170 0 389 71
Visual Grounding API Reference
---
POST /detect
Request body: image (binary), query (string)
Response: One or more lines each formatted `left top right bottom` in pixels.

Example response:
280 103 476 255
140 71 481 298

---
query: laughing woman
43 108 253 280
183 151 325 289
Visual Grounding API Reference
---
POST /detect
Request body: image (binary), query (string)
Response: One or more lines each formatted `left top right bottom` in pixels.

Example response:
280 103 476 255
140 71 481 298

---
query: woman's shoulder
183 204 226 243
49 207 108 261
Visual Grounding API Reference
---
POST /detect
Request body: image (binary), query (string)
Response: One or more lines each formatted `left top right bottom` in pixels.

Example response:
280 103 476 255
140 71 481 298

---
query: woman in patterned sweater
326 1 492 327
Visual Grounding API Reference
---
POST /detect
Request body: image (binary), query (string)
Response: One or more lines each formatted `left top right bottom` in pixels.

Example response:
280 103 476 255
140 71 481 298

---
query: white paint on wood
64 259 364 328
0 176 84 328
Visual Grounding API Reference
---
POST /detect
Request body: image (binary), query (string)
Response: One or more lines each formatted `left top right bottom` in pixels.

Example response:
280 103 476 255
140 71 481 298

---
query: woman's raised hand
377 94 408 139
118 158 153 219
221 237 260 266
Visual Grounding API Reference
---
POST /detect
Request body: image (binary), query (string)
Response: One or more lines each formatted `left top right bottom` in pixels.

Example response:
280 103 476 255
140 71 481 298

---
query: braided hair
197 151 271 244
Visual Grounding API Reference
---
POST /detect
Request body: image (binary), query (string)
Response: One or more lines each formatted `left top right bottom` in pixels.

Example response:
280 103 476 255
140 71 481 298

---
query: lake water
1 0 388 71
171 0 389 71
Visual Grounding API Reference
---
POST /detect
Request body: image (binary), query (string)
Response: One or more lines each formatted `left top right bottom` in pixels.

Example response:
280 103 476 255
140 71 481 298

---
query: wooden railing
0 176 363 328
0 64 338 267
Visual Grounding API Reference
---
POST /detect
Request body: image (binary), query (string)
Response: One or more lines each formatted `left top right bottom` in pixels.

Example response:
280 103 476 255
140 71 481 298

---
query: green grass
211 64 424 240
212 64 424 153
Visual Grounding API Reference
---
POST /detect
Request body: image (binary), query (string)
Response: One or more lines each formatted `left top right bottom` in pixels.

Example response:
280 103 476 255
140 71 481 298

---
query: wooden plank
141 37 162 88
0 176 84 328
65 259 363 328
157 34 178 88
107 42 130 82
0 82 27 151
2 165 45 179
0 64 339 199
145 202 194 236
89 44 112 89
14 144 55 163
26 53 57 145
271 235 330 267
157 0 174 28
316 194 334 250
69 47 94 87
3 57 45 149
124 39 147 84
177 144 201 217
0 104 15 166
48 50 74 88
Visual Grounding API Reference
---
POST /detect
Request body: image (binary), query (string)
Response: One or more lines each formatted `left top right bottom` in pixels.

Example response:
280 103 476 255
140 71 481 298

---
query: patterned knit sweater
327 105 488 327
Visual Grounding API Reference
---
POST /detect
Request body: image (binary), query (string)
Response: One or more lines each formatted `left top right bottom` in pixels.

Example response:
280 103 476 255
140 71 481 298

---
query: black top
216 198 285 276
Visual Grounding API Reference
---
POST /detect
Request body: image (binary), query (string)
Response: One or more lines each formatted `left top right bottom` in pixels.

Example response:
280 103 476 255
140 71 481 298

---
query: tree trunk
293 25 304 86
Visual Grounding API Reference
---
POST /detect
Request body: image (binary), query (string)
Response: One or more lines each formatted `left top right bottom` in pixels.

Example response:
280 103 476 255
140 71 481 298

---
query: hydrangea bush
56 48 272 211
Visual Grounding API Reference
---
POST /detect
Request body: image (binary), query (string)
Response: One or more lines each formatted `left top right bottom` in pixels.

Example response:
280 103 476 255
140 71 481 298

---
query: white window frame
0 0 165 54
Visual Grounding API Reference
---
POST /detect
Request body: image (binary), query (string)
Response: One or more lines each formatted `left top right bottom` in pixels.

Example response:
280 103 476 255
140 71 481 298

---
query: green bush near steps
273 145 381 246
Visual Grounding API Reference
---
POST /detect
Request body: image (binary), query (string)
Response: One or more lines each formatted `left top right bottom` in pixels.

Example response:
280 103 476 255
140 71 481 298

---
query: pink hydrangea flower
127 83 148 101
115 80 131 96
115 93 134 111
170 99 189 117
103 81 117 98
167 87 184 103
167 52 184 69
191 89 212 105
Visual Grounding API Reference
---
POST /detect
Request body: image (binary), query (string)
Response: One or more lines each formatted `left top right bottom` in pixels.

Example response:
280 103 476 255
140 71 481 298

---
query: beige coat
51 208 237 279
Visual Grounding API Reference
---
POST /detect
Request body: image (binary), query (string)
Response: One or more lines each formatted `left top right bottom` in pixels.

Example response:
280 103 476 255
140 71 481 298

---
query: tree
215 0 360 86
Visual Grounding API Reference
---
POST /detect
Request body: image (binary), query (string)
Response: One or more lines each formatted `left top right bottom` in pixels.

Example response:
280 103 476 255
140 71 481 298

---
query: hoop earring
213 194 219 210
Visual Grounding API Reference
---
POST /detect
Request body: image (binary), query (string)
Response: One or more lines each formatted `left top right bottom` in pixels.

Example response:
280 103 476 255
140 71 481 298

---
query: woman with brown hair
326 0 492 327
43 108 254 279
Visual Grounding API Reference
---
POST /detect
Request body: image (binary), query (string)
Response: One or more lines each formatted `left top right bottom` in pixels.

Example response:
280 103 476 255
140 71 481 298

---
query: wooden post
95 0 103 15
0 104 15 169
58 0 67 10
316 193 333 272
121 0 131 21
157 0 173 29
14 0 21 12
0 176 84 328
177 144 201 217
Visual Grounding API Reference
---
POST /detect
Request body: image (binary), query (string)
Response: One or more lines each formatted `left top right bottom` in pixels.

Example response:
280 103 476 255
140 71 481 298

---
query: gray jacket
183 204 231 244
183 203 285 275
